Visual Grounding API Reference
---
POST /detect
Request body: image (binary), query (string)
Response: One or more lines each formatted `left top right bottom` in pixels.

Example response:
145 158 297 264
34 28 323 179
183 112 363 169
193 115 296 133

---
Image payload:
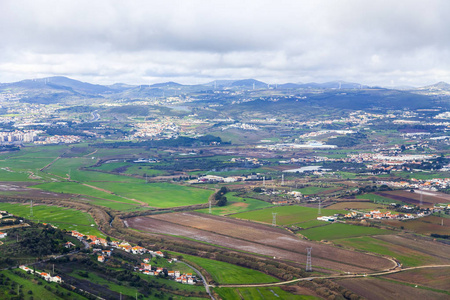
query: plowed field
127 212 395 273
376 190 450 207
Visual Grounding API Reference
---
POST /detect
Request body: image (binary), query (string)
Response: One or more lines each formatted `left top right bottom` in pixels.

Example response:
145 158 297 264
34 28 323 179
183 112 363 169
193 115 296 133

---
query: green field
230 205 346 226
90 162 166 177
86 182 213 208
214 287 317 300
357 193 403 204
0 202 104 236
296 186 331 195
196 193 273 215
396 171 450 180
334 236 435 267
32 182 137 203
181 254 278 285
300 223 393 241
0 270 85 300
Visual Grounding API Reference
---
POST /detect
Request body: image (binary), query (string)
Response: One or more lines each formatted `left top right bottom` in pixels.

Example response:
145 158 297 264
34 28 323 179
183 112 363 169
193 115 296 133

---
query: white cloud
0 0 449 86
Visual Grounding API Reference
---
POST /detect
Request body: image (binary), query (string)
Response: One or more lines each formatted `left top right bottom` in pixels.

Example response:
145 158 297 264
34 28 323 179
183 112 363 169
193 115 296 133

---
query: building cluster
257 141 337 151
34 135 82 145
19 265 62 283
299 130 355 139
222 123 259 131
376 178 450 191
195 173 260 183
137 258 196 284
0 130 40 144
131 121 179 139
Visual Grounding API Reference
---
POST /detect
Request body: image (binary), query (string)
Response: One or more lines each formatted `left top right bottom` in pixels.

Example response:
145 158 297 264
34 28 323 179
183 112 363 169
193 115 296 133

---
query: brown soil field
375 234 450 265
337 277 449 300
231 202 248 208
326 202 385 210
385 267 450 291
376 190 450 207
128 212 395 273
382 215 450 236
0 182 72 199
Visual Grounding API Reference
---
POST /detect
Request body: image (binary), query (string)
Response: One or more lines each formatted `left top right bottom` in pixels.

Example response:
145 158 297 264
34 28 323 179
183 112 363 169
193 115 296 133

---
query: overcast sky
1 0 449 86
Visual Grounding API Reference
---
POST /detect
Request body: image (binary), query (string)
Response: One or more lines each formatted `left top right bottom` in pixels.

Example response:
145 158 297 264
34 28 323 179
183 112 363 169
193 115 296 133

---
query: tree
217 196 227 207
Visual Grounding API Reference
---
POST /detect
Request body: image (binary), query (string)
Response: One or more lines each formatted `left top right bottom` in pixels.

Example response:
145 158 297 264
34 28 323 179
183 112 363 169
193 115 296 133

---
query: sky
1 0 449 87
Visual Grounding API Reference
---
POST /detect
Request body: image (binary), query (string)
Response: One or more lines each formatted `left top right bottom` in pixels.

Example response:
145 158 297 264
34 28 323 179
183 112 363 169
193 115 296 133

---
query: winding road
214 264 450 288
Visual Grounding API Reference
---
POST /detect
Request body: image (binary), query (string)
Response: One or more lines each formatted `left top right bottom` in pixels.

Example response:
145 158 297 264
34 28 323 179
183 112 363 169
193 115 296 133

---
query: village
70 230 198 285
0 210 199 289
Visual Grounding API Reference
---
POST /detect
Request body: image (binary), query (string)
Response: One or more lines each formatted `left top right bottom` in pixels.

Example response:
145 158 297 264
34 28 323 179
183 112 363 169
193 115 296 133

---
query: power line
306 247 312 272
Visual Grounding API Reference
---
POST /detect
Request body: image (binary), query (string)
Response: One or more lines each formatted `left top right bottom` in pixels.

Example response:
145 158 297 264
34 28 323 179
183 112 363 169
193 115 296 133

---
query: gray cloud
0 0 449 86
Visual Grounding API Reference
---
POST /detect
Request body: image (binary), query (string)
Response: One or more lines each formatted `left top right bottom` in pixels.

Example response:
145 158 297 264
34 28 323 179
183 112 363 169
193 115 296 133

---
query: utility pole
272 213 277 227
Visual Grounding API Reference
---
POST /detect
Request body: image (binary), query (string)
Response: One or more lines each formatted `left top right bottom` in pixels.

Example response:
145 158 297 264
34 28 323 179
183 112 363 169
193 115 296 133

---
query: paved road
179 261 216 300
216 264 450 288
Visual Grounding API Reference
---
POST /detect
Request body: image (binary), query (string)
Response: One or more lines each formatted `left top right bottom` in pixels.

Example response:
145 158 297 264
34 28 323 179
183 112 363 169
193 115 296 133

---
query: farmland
337 277 449 300
214 286 317 300
0 202 104 236
128 212 396 273
181 253 278 284
299 223 393 241
230 205 347 226
375 190 450 207
86 182 213 208
384 267 450 291
333 236 439 267
326 201 385 210
382 215 450 236
196 192 273 215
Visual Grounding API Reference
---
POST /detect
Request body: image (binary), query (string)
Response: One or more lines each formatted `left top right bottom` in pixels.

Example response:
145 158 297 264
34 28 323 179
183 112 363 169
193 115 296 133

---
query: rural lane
179 261 217 300
215 264 450 288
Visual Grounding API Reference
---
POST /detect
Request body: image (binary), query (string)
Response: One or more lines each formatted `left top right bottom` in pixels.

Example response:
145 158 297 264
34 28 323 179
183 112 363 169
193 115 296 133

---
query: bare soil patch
385 267 450 291
375 234 450 265
231 202 248 208
382 215 450 236
337 277 449 300
327 202 384 210
128 212 395 273
0 182 73 199
376 190 449 207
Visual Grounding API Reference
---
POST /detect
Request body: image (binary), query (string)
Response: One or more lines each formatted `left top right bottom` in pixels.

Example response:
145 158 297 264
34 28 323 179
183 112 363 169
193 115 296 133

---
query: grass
69 262 205 299
0 270 85 300
32 182 137 203
333 236 434 267
357 193 403 204
300 223 393 241
230 205 347 226
86 182 213 208
395 171 450 180
0 202 104 237
196 193 273 215
214 286 318 300
296 186 330 195
90 162 166 177
181 254 278 285
295 219 329 229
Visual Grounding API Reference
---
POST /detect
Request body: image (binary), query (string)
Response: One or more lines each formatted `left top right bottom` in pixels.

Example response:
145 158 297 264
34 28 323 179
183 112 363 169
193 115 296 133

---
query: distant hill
230 88 435 116
150 82 183 88
424 81 450 91
205 79 268 89
2 76 111 95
